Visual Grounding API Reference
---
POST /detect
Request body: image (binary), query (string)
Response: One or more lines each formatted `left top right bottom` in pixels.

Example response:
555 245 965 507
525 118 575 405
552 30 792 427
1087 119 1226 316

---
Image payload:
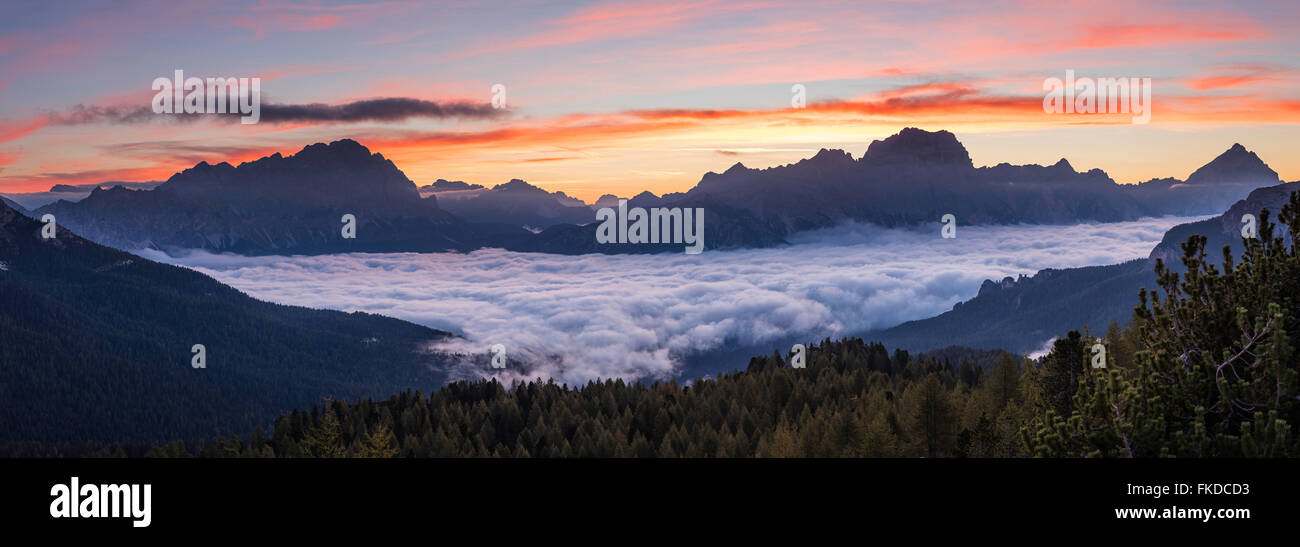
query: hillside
872 184 1299 353
0 199 454 443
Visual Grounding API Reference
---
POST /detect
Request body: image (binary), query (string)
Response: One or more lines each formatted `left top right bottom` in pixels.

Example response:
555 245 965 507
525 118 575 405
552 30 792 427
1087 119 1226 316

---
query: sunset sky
1 0 1297 201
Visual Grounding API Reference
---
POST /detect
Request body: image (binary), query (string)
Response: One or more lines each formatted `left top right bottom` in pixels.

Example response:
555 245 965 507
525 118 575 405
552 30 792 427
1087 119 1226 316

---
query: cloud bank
140 216 1204 386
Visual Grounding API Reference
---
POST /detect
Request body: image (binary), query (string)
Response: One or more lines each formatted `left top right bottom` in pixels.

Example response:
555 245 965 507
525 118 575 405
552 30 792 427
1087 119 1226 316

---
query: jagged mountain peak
154 138 415 197
723 162 750 174
861 127 973 169
1185 143 1279 186
809 148 853 162
296 138 374 158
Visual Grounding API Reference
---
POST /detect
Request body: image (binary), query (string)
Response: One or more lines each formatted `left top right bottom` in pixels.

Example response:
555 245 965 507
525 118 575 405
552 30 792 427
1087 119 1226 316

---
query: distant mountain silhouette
420 178 485 192
1185 143 1279 186
435 178 594 229
592 194 623 208
1 181 165 211
36 139 531 255
1123 143 1282 215
677 127 1278 230
551 190 588 207
0 198 453 443
26 129 1287 255
861 127 972 168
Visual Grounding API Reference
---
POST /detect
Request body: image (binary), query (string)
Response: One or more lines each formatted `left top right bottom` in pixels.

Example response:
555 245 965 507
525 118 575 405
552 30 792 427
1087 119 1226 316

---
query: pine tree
301 405 345 458
911 373 957 457
361 422 399 458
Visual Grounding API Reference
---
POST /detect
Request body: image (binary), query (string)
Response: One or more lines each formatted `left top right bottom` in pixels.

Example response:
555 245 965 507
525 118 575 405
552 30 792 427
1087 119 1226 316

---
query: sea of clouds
139 216 1204 385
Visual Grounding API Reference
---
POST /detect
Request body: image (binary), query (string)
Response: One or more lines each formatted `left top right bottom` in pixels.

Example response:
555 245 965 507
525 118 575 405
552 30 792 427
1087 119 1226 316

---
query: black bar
2 458 1285 535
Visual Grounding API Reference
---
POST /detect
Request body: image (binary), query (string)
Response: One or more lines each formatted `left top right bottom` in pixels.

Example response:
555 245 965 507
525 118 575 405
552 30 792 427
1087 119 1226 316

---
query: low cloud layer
140 217 1204 385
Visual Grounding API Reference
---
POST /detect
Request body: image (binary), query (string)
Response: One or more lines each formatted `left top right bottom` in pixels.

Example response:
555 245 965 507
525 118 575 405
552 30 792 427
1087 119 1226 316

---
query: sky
0 0 1297 201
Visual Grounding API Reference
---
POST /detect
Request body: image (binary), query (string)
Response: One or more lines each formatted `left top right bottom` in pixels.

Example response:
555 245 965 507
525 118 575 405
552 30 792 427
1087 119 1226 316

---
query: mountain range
0 181 162 211
16 128 1284 256
5 131 1297 443
676 128 1277 228
35 140 532 256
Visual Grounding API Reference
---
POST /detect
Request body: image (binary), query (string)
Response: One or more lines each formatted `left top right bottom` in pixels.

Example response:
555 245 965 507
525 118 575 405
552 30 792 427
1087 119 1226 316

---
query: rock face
36 139 531 255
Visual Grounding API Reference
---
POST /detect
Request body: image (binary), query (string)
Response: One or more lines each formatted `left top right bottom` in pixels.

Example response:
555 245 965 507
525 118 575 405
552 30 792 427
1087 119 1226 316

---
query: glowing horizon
1 0 1297 202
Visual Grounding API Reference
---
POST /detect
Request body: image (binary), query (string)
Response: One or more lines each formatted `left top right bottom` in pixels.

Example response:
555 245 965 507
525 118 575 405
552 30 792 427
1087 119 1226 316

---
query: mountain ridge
25 128 1287 256
870 181 1298 353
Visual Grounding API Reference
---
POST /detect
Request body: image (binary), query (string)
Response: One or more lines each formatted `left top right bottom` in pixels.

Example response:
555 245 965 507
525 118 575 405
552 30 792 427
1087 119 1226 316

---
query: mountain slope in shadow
0 199 454 444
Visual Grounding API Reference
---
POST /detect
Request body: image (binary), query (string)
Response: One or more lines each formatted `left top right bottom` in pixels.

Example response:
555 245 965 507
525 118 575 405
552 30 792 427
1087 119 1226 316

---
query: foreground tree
1026 193 1300 457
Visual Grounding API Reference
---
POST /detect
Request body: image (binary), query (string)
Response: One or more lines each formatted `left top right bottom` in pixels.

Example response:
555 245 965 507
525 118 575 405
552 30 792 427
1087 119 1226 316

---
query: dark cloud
47 97 505 125
259 98 503 123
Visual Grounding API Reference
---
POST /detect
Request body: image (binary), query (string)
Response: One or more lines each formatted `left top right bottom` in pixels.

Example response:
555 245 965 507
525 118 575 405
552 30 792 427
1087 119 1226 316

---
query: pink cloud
229 1 414 40
0 117 47 144
1067 22 1263 50
1185 65 1293 91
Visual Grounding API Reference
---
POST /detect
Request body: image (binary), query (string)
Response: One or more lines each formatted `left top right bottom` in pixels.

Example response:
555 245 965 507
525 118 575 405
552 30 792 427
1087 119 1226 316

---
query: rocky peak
1185 143 1279 186
861 127 973 169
